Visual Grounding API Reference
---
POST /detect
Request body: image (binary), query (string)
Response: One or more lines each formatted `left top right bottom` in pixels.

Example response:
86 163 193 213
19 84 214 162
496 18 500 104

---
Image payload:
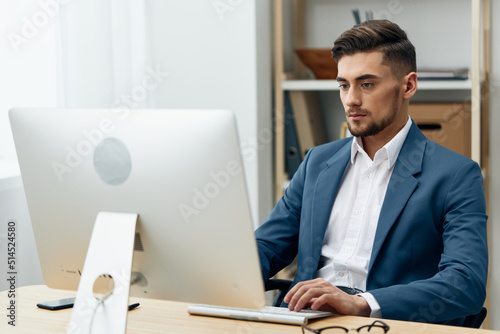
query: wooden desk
1 285 498 333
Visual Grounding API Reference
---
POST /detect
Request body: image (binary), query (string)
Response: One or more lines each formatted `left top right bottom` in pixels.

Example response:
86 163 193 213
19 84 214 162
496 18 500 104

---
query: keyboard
187 304 334 325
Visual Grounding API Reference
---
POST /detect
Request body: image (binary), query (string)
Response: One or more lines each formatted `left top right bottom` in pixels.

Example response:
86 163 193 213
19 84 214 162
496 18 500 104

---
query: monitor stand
67 211 138 334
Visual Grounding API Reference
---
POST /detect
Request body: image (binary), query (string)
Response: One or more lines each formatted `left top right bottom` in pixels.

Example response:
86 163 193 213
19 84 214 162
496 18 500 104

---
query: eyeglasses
301 320 390 334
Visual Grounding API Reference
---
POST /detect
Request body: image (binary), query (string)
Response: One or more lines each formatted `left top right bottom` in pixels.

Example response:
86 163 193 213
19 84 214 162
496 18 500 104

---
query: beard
346 89 401 138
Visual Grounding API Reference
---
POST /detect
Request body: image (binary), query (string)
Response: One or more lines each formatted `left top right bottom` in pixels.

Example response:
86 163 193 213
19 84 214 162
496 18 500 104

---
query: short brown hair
332 20 416 79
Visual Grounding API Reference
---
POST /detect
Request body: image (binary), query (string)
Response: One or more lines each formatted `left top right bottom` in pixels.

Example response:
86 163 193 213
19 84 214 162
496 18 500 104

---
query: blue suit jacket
255 121 488 325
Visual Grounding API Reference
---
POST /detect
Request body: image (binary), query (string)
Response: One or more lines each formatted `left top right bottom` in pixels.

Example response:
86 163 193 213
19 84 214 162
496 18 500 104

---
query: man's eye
339 84 349 90
362 82 373 88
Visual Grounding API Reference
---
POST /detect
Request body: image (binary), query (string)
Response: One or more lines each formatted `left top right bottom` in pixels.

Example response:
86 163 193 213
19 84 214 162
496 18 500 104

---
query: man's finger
283 279 317 305
292 287 329 311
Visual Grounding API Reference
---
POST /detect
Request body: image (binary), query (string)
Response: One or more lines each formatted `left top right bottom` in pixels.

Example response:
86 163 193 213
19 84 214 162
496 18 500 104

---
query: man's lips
347 113 367 121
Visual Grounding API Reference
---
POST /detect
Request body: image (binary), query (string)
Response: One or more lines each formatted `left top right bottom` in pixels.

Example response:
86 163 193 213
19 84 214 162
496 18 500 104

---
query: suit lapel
306 142 351 278
368 122 427 272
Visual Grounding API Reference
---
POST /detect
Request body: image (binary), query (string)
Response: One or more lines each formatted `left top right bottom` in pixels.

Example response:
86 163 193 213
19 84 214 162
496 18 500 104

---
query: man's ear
403 72 417 99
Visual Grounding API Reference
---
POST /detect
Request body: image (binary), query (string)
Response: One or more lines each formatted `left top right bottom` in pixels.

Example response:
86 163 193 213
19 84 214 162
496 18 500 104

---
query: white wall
0 0 59 159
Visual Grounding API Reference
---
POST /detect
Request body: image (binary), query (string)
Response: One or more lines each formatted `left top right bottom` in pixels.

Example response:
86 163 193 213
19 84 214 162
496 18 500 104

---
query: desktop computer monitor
9 108 266 312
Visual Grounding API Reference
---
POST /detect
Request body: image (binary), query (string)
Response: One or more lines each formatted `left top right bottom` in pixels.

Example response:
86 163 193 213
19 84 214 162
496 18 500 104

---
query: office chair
265 279 292 307
463 307 487 328
265 279 487 329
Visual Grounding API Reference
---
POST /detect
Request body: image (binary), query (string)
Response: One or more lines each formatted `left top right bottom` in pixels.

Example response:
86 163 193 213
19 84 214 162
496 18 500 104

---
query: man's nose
344 87 361 107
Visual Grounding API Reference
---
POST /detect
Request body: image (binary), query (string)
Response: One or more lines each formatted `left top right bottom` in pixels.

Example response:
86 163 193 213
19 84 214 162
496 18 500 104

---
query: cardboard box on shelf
408 102 471 158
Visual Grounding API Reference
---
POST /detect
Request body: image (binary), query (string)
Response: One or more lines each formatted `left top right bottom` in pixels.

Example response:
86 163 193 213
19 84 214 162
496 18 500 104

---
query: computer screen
9 108 266 311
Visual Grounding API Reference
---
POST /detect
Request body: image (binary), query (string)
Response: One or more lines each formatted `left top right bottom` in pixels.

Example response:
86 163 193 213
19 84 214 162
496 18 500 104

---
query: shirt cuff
359 292 382 318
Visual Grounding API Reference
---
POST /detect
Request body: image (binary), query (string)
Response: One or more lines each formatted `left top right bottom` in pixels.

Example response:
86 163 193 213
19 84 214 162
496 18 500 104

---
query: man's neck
361 117 409 160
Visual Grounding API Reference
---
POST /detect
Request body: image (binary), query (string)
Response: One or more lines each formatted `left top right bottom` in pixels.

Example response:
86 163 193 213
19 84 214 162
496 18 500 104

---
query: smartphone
37 297 75 310
37 297 140 311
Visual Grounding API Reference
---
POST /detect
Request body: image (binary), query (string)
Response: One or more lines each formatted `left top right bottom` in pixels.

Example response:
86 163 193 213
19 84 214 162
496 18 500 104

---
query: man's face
336 51 407 139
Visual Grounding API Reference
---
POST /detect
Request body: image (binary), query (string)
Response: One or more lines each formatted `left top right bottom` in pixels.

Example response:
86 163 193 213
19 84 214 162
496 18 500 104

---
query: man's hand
283 278 371 316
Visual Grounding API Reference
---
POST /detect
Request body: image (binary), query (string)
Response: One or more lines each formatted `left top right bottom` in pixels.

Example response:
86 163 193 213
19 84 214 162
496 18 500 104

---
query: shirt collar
350 116 413 169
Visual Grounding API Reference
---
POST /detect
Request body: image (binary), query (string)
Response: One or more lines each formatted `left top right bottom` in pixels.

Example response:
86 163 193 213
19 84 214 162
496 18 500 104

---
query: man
255 20 488 325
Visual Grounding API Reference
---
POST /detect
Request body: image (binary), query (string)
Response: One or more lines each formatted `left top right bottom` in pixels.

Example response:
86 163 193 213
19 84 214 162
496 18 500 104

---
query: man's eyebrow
336 74 380 81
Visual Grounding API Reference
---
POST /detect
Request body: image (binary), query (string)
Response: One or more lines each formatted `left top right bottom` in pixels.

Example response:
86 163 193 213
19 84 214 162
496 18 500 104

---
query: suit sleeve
370 160 488 324
254 147 314 283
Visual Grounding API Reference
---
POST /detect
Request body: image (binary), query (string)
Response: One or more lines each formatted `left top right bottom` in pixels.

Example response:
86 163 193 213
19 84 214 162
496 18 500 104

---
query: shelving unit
273 0 490 203
272 0 491 327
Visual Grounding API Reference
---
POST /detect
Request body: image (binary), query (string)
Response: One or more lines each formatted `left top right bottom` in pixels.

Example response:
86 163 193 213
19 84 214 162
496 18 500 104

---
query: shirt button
367 173 374 179
355 209 362 215
338 272 344 277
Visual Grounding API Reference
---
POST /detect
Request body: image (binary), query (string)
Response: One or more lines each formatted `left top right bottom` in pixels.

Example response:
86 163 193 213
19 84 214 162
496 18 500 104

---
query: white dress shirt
316 116 412 317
